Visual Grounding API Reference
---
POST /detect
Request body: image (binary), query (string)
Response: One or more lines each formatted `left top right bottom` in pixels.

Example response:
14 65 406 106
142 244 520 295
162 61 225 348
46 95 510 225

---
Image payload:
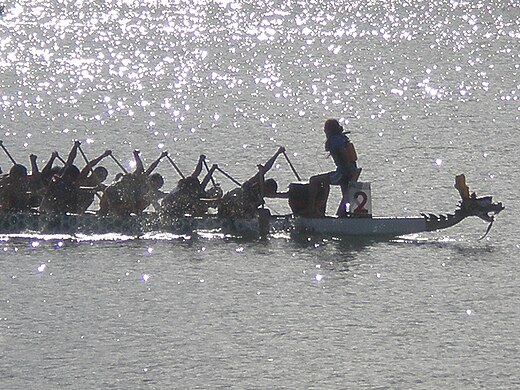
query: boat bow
423 175 504 233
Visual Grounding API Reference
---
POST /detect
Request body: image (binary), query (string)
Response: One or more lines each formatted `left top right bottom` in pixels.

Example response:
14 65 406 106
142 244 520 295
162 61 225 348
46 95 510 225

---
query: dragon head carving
459 194 504 222
455 174 504 223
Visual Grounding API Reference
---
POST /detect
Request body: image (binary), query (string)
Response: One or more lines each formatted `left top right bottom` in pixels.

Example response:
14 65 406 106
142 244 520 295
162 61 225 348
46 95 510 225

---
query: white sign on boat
347 182 372 216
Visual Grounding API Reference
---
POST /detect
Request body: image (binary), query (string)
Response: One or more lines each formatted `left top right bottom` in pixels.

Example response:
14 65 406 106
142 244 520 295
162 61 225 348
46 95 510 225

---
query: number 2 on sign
353 191 368 214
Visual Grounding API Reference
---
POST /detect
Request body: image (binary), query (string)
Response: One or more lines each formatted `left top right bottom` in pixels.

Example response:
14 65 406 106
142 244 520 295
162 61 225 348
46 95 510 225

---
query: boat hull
293 216 429 236
0 212 263 236
0 211 468 238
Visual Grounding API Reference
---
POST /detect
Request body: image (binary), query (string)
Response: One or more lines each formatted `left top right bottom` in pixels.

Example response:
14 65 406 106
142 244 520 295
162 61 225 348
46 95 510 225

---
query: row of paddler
0 140 325 219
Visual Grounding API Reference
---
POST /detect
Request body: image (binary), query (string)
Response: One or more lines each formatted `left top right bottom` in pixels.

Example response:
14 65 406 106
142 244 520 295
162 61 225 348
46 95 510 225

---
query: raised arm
261 146 285 174
29 154 40 176
88 150 112 170
66 140 81 167
145 150 168 175
41 151 59 178
244 146 285 186
189 155 206 178
78 150 112 180
133 150 145 175
200 164 218 191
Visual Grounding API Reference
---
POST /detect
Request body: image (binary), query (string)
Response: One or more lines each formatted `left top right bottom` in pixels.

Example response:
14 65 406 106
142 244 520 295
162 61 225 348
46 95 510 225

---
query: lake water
1 1 519 388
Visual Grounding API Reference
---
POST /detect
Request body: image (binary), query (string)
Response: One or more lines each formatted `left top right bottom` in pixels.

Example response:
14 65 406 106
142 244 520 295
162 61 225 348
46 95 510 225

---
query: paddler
75 149 113 213
0 141 56 213
40 151 63 185
39 142 113 214
301 119 360 217
0 163 32 214
38 140 82 214
39 164 81 215
99 150 168 216
160 155 220 218
217 146 286 219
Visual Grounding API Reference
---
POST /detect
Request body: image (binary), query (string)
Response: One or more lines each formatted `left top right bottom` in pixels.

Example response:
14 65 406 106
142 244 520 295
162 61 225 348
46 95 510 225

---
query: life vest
345 142 357 162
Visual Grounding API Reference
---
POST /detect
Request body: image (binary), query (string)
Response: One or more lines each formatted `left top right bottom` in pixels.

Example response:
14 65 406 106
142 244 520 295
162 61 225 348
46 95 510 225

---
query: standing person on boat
217 146 286 219
98 150 168 216
160 155 220 218
301 119 359 217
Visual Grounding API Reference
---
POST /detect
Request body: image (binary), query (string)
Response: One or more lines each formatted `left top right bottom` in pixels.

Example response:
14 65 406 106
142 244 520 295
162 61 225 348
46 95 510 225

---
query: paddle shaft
216 166 242 187
57 155 67 165
109 154 129 174
282 150 301 181
0 140 17 165
166 155 185 179
77 145 103 200
78 145 90 167
203 159 217 186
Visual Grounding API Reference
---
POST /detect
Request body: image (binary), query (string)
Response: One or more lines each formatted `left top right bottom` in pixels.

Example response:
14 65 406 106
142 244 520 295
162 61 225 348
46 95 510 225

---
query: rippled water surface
1 1 519 388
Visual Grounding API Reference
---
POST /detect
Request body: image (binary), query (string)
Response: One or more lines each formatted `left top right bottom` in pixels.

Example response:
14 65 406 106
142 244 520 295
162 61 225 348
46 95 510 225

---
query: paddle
282 150 301 181
165 155 185 179
56 154 67 165
0 140 17 165
109 154 129 174
78 144 90 167
215 166 242 187
203 159 217 187
77 145 103 200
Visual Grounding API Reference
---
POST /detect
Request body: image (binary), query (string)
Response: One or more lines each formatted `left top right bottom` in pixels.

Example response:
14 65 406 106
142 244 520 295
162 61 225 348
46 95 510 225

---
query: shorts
329 171 350 186
329 162 357 186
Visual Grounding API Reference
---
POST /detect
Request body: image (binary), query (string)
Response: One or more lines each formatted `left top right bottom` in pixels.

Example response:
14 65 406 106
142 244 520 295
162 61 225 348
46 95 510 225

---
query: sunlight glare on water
1 0 517 158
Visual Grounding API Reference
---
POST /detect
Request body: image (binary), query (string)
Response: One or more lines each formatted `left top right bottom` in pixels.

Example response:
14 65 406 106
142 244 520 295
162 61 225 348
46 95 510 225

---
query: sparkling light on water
0 0 515 153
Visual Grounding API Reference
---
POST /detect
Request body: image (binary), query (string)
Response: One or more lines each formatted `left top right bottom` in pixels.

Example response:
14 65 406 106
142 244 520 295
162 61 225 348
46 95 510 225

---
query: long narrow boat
0 175 504 238
0 192 503 238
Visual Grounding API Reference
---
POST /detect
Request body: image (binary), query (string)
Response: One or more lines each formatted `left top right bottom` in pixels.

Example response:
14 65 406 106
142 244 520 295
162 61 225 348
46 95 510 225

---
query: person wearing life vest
301 119 359 217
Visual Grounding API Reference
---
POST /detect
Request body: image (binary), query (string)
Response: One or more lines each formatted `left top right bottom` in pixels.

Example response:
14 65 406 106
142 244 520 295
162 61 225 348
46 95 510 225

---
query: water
1 1 519 388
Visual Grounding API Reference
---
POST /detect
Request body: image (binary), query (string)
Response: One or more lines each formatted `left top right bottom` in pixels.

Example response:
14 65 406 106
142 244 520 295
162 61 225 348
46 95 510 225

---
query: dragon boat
0 175 503 239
